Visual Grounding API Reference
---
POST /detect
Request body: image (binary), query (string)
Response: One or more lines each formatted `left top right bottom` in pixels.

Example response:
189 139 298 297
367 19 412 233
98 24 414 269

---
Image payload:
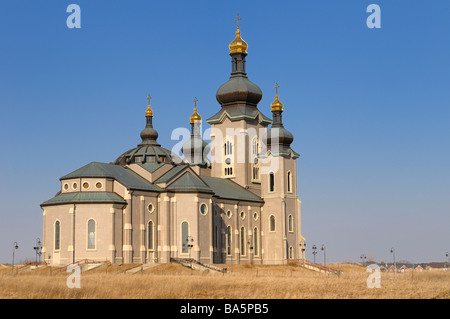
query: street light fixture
248 238 253 264
321 244 327 272
390 247 396 273
360 254 367 267
299 242 306 265
12 242 19 273
33 238 42 268
187 236 194 267
445 252 449 270
312 245 317 264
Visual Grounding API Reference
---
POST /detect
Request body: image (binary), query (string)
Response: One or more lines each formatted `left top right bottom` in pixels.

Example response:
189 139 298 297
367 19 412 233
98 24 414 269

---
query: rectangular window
269 173 275 192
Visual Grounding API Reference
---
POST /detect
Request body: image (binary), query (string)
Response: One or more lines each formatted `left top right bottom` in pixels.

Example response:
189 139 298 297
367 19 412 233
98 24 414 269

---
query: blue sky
0 0 449 264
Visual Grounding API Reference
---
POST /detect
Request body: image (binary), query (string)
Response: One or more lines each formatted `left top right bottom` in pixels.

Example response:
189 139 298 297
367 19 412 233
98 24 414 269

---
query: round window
240 211 246 220
200 203 208 215
64 183 69 190
73 183 78 190
253 212 259 221
83 182 89 189
226 210 232 219
96 182 102 189
147 203 154 213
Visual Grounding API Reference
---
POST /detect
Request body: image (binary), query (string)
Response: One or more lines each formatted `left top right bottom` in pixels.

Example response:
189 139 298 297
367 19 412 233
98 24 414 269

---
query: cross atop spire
193 97 198 109
274 83 280 96
146 93 153 117
235 14 241 29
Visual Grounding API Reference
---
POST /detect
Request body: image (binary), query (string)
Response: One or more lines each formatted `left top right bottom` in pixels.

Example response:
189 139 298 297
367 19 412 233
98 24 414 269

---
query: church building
40 19 305 266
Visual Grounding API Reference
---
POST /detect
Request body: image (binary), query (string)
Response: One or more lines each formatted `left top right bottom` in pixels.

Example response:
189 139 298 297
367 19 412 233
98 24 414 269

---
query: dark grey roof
166 172 214 193
135 162 166 173
201 176 264 203
206 106 272 125
60 162 162 192
41 192 127 207
154 165 188 184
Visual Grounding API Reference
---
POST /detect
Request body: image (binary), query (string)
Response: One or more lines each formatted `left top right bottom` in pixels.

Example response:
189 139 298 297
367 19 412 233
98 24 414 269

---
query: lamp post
321 244 327 272
445 252 449 270
390 247 396 273
248 238 253 265
12 242 19 273
360 254 367 267
187 236 194 267
299 242 306 265
312 245 317 264
33 238 42 268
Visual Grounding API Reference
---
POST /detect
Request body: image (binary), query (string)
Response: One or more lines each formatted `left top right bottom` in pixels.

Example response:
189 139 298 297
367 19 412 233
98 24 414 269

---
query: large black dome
216 75 263 107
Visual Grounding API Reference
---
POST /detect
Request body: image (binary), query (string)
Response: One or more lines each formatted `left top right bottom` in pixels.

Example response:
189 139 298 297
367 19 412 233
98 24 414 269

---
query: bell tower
206 15 271 195
259 84 304 264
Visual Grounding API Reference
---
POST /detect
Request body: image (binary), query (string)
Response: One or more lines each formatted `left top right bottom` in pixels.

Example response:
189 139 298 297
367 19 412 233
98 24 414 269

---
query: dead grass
0 263 448 299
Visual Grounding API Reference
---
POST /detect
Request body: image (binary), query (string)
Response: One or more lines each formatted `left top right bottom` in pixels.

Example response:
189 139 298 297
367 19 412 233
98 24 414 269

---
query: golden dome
146 94 153 117
271 83 284 111
190 97 202 123
229 27 248 54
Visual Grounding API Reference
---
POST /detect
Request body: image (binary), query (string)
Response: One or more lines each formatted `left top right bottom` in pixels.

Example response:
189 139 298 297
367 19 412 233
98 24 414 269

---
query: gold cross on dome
147 94 151 105
235 14 241 28
274 83 280 95
193 97 198 107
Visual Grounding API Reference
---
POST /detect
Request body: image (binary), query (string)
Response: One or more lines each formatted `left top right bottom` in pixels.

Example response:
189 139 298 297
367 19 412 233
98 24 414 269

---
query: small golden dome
271 83 284 111
229 27 248 54
146 94 153 117
190 97 202 123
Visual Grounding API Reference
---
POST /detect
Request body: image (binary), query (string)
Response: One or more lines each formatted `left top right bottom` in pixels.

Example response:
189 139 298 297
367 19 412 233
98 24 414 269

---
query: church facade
40 21 305 266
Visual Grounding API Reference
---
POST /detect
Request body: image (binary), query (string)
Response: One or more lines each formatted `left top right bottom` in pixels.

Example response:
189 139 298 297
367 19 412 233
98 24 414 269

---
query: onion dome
114 94 180 165
229 26 248 54
263 84 294 155
271 87 284 112
215 15 263 107
189 98 202 123
182 98 209 166
216 76 263 106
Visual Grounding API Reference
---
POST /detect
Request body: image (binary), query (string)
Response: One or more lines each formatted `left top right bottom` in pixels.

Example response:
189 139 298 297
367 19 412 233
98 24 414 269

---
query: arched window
288 215 293 232
253 227 259 256
54 220 60 251
224 139 233 156
87 219 96 250
181 221 189 253
226 226 232 256
240 226 246 256
269 215 276 232
287 171 292 192
269 172 275 192
148 221 154 250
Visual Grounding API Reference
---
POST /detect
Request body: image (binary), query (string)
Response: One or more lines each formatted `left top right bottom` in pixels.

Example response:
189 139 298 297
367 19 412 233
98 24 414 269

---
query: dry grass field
0 262 449 299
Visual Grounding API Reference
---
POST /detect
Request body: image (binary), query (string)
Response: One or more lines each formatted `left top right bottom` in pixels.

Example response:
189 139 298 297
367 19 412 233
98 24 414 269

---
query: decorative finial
146 93 153 116
190 97 201 124
235 14 241 29
229 14 248 54
271 83 284 111
274 83 280 97
193 97 198 110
